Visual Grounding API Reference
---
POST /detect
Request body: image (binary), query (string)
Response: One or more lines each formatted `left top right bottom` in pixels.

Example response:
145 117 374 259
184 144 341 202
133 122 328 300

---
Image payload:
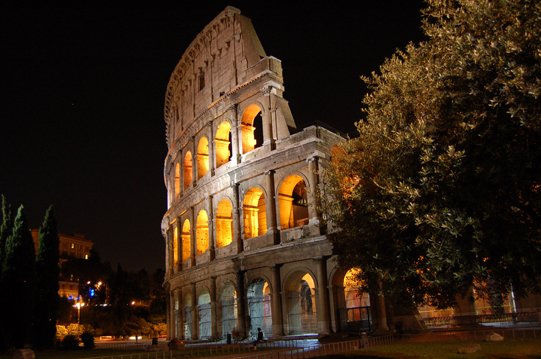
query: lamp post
75 298 85 324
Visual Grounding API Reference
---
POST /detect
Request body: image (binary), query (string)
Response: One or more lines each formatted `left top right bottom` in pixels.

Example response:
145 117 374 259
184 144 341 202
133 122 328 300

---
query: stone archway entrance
220 284 238 338
332 268 371 332
285 272 317 335
183 293 193 340
198 290 212 339
247 279 272 339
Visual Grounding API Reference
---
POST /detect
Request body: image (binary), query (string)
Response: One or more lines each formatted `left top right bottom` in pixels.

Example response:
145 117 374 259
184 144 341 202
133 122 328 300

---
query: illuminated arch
181 219 191 263
243 187 266 239
172 223 179 270
278 174 309 229
220 283 238 337
247 279 272 339
216 198 233 248
197 136 209 179
174 163 180 198
196 210 209 255
241 104 263 154
215 121 232 168
284 271 317 334
198 289 212 339
183 292 193 340
184 151 193 190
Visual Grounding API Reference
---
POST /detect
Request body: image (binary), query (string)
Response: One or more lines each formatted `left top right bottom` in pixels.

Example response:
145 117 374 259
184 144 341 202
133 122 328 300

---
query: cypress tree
34 206 59 348
0 195 13 351
2 205 36 348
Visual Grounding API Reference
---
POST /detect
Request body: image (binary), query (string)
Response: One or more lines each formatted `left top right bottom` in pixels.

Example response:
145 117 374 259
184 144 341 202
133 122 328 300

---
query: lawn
326 338 541 359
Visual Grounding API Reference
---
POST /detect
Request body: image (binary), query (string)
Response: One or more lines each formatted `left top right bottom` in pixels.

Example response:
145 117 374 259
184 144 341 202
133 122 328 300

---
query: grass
326 338 541 359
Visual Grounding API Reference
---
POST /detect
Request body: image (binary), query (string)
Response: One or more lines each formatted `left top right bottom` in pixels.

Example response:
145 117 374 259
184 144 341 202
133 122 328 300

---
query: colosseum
161 7 371 340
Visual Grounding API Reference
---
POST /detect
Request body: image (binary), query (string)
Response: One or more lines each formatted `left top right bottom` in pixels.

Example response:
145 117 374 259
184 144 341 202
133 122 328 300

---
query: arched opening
332 268 371 332
174 291 181 338
247 279 272 339
181 219 191 263
215 121 232 168
196 210 209 255
172 223 179 271
243 188 267 239
216 198 233 248
174 163 181 198
285 272 317 334
278 175 309 229
198 290 212 339
184 151 193 190
220 284 238 338
241 104 264 154
197 137 209 179
183 293 193 340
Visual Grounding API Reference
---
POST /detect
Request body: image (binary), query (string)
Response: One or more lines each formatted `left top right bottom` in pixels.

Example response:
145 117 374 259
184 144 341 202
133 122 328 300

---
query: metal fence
422 311 539 328
88 335 395 359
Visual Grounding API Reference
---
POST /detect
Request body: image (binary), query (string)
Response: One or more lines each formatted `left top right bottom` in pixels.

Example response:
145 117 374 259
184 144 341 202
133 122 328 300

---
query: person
253 327 264 349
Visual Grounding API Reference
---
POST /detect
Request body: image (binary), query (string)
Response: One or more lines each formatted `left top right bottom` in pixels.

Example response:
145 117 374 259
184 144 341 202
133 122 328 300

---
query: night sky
1 2 424 272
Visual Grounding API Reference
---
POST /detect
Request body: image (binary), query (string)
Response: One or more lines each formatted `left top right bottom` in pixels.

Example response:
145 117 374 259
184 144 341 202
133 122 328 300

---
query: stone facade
161 7 366 340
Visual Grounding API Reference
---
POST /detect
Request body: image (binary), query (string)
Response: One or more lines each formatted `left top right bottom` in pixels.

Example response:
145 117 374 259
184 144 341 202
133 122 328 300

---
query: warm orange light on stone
278 175 309 229
181 219 191 263
173 222 179 269
215 121 232 168
243 187 266 239
196 210 209 254
241 104 261 154
174 163 180 198
216 198 233 247
197 137 209 178
184 151 193 190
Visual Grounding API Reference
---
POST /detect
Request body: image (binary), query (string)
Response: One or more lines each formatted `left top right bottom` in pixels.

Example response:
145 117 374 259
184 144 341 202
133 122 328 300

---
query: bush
80 331 95 350
61 334 79 350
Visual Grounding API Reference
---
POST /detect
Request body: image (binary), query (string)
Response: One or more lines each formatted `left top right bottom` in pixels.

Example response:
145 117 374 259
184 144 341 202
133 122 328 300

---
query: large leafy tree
34 206 60 348
2 206 36 348
325 0 541 317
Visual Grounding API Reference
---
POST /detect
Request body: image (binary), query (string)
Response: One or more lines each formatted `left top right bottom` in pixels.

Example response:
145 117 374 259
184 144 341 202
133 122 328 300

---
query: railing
88 335 396 359
422 311 539 328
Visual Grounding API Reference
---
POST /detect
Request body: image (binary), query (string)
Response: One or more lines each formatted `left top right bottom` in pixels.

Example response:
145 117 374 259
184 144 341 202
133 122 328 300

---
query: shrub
61 334 79 350
80 331 95 350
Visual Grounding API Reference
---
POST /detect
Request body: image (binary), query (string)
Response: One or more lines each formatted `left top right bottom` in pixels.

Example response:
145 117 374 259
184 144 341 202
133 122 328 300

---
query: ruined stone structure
161 7 371 340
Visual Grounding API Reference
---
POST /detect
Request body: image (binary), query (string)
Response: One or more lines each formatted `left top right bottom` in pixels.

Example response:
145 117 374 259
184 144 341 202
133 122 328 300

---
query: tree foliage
324 0 541 309
2 206 36 347
34 206 60 348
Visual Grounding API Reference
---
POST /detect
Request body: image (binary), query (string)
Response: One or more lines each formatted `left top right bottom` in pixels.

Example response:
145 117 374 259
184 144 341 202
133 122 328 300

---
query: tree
324 0 541 322
2 206 36 348
0 195 13 350
34 206 60 348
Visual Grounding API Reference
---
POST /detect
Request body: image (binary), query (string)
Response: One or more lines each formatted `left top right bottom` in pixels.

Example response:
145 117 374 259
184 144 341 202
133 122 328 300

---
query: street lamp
74 299 85 324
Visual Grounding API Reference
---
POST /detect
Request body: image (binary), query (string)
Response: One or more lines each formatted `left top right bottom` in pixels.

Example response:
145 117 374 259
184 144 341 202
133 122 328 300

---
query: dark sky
0 2 424 272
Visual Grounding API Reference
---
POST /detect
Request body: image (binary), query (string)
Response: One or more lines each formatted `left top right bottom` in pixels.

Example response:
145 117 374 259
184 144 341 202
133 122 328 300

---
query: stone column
180 149 185 194
210 276 218 339
263 87 276 149
236 271 247 337
192 282 199 339
178 290 184 339
190 207 196 265
271 265 284 337
316 257 331 335
233 183 243 254
208 195 215 260
230 106 240 165
208 121 215 176
167 227 174 274
168 291 175 339
307 156 321 232
192 136 198 187
264 170 279 244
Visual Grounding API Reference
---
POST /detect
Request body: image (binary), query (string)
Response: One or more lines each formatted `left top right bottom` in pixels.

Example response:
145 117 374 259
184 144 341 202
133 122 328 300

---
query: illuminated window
278 175 309 229
241 104 263 154
196 210 209 255
184 151 193 190
84 254 89 260
197 137 209 179
216 198 233 248
71 243 74 249
174 163 180 198
181 219 191 263
215 121 232 168
173 223 179 270
243 187 266 239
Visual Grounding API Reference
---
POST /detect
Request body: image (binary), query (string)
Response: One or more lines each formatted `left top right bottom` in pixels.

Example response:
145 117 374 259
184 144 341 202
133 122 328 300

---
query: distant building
31 229 93 299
